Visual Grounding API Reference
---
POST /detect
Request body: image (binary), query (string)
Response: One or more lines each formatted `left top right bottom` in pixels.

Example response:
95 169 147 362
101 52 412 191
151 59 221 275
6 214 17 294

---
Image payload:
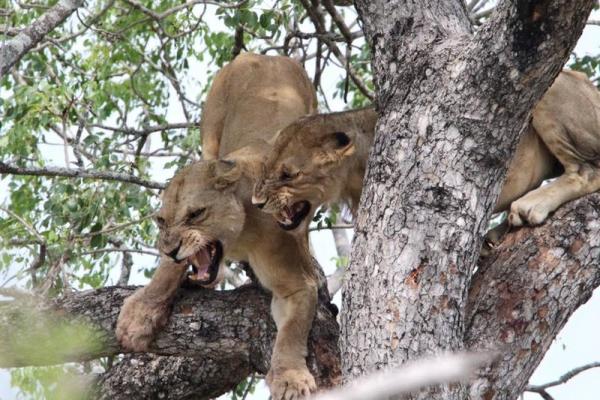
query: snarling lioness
252 107 376 231
116 53 321 399
253 70 600 235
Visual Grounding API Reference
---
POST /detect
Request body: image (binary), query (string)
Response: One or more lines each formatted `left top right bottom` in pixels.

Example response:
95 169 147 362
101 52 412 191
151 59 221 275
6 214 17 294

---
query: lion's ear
322 131 355 158
210 160 242 190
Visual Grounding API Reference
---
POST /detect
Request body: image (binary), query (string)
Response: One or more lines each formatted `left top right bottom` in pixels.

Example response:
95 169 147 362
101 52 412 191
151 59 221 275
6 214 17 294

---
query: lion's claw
116 289 171 352
267 368 316 400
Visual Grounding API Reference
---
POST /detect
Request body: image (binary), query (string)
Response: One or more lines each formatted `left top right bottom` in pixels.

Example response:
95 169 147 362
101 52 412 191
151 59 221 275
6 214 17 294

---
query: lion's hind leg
508 163 600 226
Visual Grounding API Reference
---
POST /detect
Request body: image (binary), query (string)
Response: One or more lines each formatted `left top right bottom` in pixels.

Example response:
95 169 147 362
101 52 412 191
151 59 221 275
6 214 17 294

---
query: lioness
253 70 600 235
116 53 321 399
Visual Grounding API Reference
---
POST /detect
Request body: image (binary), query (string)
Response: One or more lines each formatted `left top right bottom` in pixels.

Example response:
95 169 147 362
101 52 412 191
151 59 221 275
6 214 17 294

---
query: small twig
308 224 353 232
122 0 246 21
109 238 134 286
526 362 600 397
81 248 160 257
241 373 256 400
39 252 68 295
0 206 45 243
76 213 156 239
89 121 196 136
298 0 374 100
322 0 354 43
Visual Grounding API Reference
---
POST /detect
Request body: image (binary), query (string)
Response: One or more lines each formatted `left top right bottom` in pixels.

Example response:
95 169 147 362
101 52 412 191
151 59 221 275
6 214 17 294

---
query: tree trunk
343 1 595 399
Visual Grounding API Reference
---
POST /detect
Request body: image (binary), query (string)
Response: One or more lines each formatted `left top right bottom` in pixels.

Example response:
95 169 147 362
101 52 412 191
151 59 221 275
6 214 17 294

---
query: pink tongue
193 248 211 278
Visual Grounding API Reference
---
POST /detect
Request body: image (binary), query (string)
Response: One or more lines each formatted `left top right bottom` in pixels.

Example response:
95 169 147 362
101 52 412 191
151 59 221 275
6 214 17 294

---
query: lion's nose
167 242 182 262
252 195 266 209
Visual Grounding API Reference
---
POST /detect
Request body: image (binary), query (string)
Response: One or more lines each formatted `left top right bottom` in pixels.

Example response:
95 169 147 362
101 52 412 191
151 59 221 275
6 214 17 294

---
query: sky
1 5 600 400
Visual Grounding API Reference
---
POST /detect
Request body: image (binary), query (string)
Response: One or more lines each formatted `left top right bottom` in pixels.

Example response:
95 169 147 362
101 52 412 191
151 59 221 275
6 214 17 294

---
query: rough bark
0 0 84 78
344 1 594 399
95 354 251 400
466 194 600 399
0 285 340 399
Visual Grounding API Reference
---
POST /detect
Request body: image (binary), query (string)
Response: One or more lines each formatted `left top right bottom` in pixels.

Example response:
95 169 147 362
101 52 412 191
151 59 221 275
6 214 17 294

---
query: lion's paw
116 290 171 352
267 367 316 400
509 198 552 227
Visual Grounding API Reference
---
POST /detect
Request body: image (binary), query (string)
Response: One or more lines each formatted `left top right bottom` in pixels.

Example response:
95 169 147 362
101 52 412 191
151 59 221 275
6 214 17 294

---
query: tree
0 0 599 399
344 1 599 399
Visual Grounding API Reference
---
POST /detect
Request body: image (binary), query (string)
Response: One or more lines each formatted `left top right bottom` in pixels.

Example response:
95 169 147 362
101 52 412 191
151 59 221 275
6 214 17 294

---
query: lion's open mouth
186 240 223 285
277 200 311 231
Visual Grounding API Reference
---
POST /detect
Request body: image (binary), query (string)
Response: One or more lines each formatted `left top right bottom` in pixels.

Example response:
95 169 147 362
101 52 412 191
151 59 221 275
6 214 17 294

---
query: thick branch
0 285 340 399
0 0 84 78
95 354 252 400
0 161 165 189
466 194 600 399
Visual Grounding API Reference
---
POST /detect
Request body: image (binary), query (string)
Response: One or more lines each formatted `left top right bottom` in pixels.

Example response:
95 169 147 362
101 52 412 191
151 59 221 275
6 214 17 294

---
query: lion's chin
277 200 311 231
186 240 223 286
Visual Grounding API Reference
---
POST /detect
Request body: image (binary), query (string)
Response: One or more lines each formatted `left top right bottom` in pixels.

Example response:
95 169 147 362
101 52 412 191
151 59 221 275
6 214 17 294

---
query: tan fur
116 53 319 400
252 107 377 231
254 70 600 235
201 53 317 160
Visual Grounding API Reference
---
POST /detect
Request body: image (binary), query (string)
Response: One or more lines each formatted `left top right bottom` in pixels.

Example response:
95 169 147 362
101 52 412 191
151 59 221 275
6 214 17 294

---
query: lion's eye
187 208 206 222
280 171 292 181
280 169 299 181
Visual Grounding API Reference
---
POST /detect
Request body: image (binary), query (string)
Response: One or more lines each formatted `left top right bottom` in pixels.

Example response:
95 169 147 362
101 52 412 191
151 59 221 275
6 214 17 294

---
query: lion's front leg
116 257 187 352
509 166 600 227
267 284 318 400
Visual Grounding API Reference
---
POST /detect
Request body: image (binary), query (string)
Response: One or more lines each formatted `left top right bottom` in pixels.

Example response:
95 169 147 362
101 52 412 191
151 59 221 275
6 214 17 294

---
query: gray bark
466 194 600 399
344 1 595 399
0 285 340 399
0 0 84 78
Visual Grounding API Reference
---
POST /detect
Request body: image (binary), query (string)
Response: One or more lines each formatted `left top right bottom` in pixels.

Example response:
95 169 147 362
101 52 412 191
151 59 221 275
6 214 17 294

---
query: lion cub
253 70 600 236
116 53 321 399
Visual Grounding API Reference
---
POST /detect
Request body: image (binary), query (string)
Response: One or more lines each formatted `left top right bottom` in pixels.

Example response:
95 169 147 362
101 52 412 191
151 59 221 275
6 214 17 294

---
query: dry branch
0 0 84 78
0 160 165 189
526 362 600 397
